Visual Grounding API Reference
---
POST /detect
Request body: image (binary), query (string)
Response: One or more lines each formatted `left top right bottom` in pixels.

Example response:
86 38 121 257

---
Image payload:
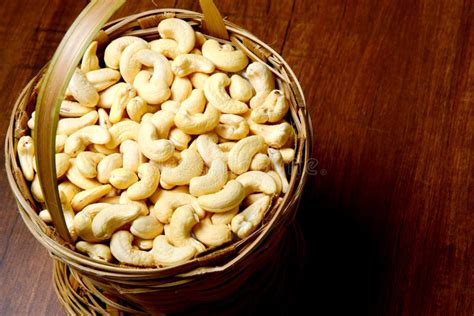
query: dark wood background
0 0 472 315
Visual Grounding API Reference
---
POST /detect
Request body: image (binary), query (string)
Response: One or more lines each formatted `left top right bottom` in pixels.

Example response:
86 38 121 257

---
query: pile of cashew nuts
17 18 296 267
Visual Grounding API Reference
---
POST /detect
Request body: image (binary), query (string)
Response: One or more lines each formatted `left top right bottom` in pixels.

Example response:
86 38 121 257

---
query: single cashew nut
174 104 220 135
248 120 294 149
195 134 227 167
150 38 179 59
181 89 206 114
110 230 156 267
39 210 52 223
204 73 248 114
68 68 99 107
92 204 141 240
17 136 35 181
171 76 192 102
96 153 123 184
133 69 171 105
231 195 272 239
215 114 249 140
67 159 102 189
169 128 191 151
198 180 245 213
151 187 204 224
166 205 205 252
106 120 140 149
104 36 148 69
202 39 248 72
76 152 105 178
268 148 289 194
190 159 228 197
210 206 239 225
109 83 137 124
157 18 195 54
250 153 271 172
193 218 232 248
227 135 266 174
247 62 275 108
251 90 289 123
126 163 160 200
80 41 100 73
27 111 35 130
120 140 145 173
126 96 148 122
65 126 111 157
152 235 196 266
137 121 175 162
71 184 112 211
235 171 277 197
60 100 94 118
57 110 98 136
189 72 210 90
161 149 203 187
134 238 154 250
229 74 254 102
119 41 150 83
109 168 138 189
58 181 81 203
86 68 121 92
76 241 112 262
279 148 295 164
171 54 215 77
31 175 44 202
130 215 163 239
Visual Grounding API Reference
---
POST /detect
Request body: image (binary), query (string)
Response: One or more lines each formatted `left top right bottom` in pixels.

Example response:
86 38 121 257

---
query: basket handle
34 0 228 243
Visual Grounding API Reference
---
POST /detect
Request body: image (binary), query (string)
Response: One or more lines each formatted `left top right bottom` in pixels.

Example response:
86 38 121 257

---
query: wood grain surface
0 0 472 315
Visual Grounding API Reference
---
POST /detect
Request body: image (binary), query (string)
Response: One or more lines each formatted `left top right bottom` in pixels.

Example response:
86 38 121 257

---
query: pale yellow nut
210 206 239 225
97 108 111 129
150 38 179 59
161 149 203 187
189 159 228 197
267 171 282 196
235 171 277 196
229 74 254 102
198 180 245 213
56 135 68 153
227 135 266 174
27 111 35 130
55 153 71 178
89 144 118 155
97 153 123 184
98 82 127 109
126 163 160 200
86 68 121 92
251 90 289 124
74 203 111 242
119 192 149 216
134 238 154 250
57 110 98 136
80 41 100 73
279 148 295 164
247 61 275 108
181 89 206 114
58 181 81 203
92 204 142 240
231 195 272 239
120 140 145 173
119 41 150 83
130 215 163 239
202 39 248 72
68 68 99 107
31 175 44 202
171 76 192 102
60 100 94 118
204 73 248 114
150 110 175 139
17 135 35 181
64 126 111 157
149 152 180 172
66 159 102 190
109 83 137 124
126 96 148 122
109 168 138 189
169 128 191 151
160 100 181 114
250 153 271 172
189 72 210 90
105 120 140 149
135 49 174 85
193 218 232 248
268 148 289 194
157 18 195 54
133 71 171 105
104 36 148 69
218 141 236 152
248 120 294 149
76 241 112 262
194 31 207 47
165 205 206 252
151 187 204 224
195 134 227 167
171 54 215 77
152 235 196 267
174 104 220 135
110 230 156 266
215 114 249 140
75 152 105 178
137 121 175 162
71 184 112 211
39 209 52 223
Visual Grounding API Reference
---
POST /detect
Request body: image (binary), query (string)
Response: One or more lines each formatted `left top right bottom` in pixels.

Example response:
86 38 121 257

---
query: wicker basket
5 0 312 314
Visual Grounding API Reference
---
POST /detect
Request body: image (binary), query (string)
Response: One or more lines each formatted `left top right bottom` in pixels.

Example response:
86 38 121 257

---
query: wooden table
0 0 472 315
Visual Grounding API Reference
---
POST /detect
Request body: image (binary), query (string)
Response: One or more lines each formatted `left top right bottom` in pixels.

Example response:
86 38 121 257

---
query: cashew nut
106 120 140 149
165 205 205 252
110 230 156 267
215 114 249 140
98 82 127 109
92 204 141 240
160 100 181 114
193 218 232 248
134 238 154 250
268 148 289 194
210 206 239 225
227 135 266 174
126 163 160 200
247 62 275 108
198 180 245 213
71 184 112 211
27 111 35 130
80 41 100 73
39 210 52 223
135 49 174 85
152 235 196 266
149 152 180 172
109 168 138 189
248 120 294 149
251 90 289 123
96 108 111 129
65 126 111 157
157 18 195 54
169 128 191 151
267 171 282 196
17 136 35 181
151 187 204 224
58 181 81 203
56 153 71 178
279 148 295 164
104 36 147 69
31 175 44 202
171 76 192 102
194 134 227 167
96 153 123 184
126 96 147 122
109 83 137 123
137 120 175 162
119 41 150 83
231 195 272 239
120 140 145 173
160 149 203 187
189 159 228 197
73 203 110 242
119 192 149 216
189 72 209 90
194 31 207 47
76 241 112 262
171 54 215 77
60 100 94 118
235 171 277 197
181 89 206 114
57 110 98 136
174 104 220 135
204 73 248 114
86 68 121 92
68 68 99 107
67 159 101 189
132 59 172 104
150 38 179 59
202 39 248 72
130 215 163 239
229 74 254 102
218 141 236 152
76 152 105 178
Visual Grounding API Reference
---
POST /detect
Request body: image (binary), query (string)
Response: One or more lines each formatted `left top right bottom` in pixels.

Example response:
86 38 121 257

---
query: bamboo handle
34 0 228 244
